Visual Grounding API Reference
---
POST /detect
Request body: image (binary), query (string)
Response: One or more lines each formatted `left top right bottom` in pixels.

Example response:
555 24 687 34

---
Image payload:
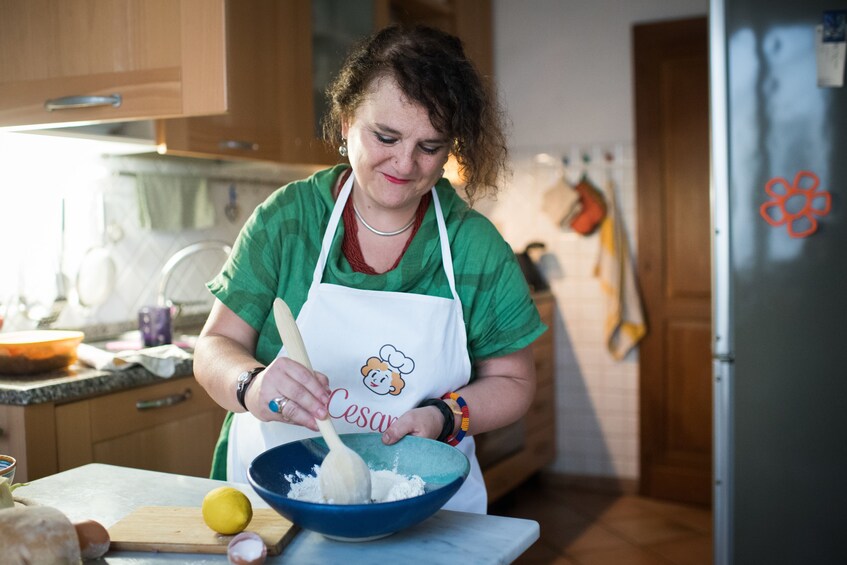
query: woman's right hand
247 356 332 431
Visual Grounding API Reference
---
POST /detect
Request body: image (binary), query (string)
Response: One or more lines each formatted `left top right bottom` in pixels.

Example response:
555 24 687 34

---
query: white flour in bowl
286 465 425 504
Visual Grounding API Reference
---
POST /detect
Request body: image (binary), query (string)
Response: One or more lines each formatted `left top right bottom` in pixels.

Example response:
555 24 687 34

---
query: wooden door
634 17 712 506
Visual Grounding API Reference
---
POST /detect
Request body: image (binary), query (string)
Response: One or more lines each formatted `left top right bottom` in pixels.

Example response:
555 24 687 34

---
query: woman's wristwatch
418 398 462 442
236 367 265 410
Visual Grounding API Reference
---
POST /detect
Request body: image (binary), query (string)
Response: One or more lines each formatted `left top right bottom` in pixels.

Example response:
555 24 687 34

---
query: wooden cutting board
107 506 299 555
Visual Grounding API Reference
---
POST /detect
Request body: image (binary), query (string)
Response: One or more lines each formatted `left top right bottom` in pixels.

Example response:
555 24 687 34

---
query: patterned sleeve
206 186 293 331
453 213 548 364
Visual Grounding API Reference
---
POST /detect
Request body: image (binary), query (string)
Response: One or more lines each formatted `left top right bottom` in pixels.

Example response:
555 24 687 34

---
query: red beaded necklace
336 170 431 274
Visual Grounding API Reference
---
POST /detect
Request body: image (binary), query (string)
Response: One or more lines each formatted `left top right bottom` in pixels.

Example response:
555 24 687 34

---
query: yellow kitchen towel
595 180 646 360
136 173 216 230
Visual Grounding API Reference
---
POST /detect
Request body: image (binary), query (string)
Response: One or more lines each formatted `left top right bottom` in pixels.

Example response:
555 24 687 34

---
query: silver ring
268 396 289 415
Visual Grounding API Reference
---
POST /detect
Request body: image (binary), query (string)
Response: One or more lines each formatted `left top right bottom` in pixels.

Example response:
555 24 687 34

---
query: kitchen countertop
18 463 540 564
0 352 194 406
0 316 206 406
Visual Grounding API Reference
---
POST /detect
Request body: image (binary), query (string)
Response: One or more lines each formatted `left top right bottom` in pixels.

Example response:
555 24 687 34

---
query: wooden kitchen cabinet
0 0 492 167
273 0 494 167
273 0 375 166
0 402 58 485
156 0 286 163
162 0 379 166
0 376 225 483
55 377 226 479
479 292 556 504
0 0 227 129
386 0 493 79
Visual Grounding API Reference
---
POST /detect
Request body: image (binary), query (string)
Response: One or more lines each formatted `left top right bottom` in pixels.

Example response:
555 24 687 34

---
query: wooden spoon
272 298 372 504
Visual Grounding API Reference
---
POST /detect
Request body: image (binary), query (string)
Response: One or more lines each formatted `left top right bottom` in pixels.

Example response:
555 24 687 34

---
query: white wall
495 0 708 150
489 0 708 481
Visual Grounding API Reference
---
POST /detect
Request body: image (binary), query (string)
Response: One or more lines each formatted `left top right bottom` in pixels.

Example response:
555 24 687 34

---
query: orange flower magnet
759 170 832 238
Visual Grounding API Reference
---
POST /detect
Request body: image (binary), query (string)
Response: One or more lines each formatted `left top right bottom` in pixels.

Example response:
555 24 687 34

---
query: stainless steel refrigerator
710 1 847 563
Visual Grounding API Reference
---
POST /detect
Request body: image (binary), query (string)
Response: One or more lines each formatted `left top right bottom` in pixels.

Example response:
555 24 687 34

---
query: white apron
228 172 486 513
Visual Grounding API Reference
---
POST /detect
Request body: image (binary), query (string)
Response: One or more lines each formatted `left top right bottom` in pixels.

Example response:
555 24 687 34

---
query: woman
193 24 546 513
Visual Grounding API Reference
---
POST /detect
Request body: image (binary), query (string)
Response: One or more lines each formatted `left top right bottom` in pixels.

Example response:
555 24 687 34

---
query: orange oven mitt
570 176 607 235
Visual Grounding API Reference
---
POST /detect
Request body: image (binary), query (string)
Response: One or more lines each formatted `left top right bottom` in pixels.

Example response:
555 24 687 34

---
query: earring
338 138 348 157
441 168 445 177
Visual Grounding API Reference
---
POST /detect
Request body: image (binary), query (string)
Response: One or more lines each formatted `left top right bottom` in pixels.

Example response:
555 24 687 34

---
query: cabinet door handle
218 139 259 151
136 388 193 411
44 94 122 111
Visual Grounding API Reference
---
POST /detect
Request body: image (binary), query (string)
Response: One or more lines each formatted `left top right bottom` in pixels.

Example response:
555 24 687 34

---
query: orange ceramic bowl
0 330 85 375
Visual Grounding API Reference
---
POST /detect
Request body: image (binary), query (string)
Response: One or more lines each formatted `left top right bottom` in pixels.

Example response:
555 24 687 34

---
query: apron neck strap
431 188 459 300
310 171 459 301
311 172 353 284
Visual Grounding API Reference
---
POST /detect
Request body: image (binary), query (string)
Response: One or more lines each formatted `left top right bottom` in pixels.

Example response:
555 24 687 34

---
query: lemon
201 486 253 535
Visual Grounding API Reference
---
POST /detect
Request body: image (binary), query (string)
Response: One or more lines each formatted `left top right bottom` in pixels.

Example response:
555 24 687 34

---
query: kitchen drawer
55 377 226 478
80 378 218 442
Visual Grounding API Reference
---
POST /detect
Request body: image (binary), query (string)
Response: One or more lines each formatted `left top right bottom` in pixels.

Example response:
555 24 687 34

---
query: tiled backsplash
487 142 641 481
0 132 319 337
79 156 292 330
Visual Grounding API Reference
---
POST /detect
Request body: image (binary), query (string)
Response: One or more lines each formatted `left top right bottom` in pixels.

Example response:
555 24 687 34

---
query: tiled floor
489 477 713 565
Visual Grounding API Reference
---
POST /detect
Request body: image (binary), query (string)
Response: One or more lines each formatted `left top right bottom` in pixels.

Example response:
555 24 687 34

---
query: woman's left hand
380 346 537 446
381 405 443 445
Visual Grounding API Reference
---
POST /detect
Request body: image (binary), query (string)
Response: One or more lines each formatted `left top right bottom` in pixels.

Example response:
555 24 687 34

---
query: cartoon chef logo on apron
228 171 487 513
360 345 414 396
327 345 416 432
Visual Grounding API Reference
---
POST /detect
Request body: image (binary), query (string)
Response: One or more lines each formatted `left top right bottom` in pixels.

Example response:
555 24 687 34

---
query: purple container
138 305 172 347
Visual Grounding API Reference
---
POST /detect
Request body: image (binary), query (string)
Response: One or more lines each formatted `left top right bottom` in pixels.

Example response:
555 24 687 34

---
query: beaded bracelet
442 392 469 446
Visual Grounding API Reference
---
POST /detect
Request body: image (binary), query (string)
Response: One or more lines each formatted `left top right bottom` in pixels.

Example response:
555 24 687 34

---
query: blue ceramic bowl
0 454 16 484
248 433 469 541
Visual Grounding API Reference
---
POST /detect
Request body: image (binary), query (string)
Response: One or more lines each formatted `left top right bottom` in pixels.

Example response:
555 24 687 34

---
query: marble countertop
18 463 540 564
0 356 194 406
0 315 206 406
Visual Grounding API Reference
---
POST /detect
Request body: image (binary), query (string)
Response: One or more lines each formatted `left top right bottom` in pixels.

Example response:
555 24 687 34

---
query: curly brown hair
322 24 509 204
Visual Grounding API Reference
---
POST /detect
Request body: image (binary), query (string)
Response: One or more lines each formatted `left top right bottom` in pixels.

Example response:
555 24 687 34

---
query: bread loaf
0 506 82 564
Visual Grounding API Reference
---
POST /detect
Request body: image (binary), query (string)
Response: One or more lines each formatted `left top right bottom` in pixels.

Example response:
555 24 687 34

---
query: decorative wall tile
484 142 641 480
0 138 319 336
